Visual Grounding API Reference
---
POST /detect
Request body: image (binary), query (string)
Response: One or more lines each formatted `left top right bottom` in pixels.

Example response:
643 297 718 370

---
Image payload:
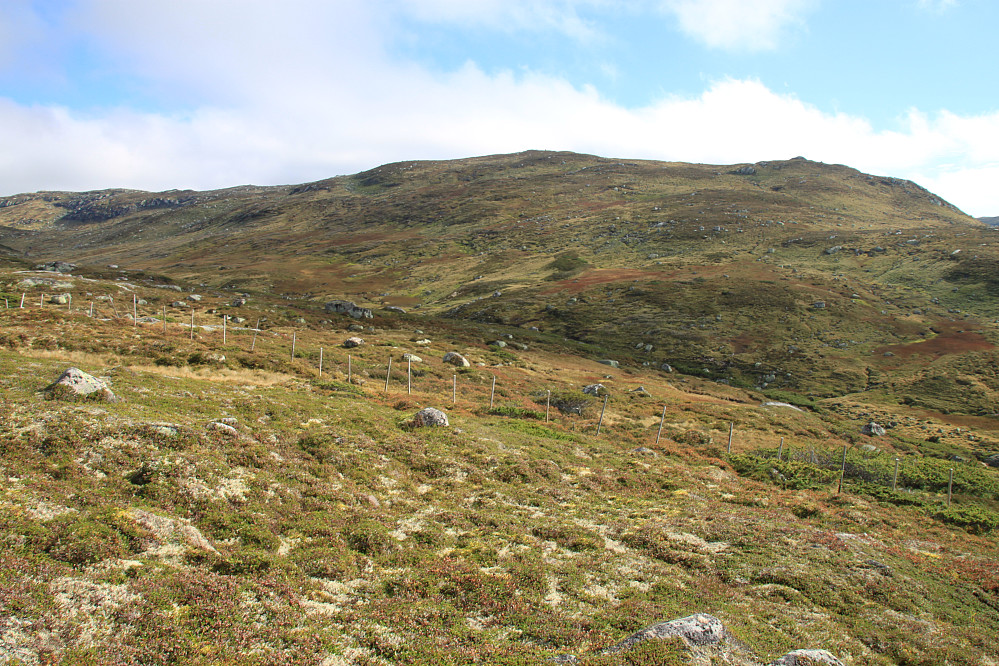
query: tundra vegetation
1 151 998 664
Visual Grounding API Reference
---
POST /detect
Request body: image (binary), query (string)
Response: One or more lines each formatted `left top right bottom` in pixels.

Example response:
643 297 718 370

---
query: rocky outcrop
767 649 845 666
861 422 886 436
35 261 76 273
343 337 364 348
605 613 726 653
325 299 373 319
583 383 608 396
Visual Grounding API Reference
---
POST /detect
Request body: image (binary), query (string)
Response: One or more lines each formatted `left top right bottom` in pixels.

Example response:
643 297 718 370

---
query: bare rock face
325 299 373 319
44 367 116 402
412 408 449 427
343 336 365 348
443 352 470 367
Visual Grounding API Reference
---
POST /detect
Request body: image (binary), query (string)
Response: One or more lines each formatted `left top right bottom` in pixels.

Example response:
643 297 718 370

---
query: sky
1 0 998 215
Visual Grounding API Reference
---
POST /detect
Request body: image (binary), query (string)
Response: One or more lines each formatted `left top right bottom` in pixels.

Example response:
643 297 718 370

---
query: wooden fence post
837 445 847 494
291 331 296 360
778 437 784 461
546 390 552 424
319 347 324 377
727 422 734 454
251 318 260 351
948 468 954 506
348 355 352 383
385 357 392 391
191 309 195 340
892 458 900 491
453 375 457 407
596 395 609 435
133 294 137 327
407 358 412 394
162 305 166 333
20 293 25 308
655 404 667 445
489 375 496 410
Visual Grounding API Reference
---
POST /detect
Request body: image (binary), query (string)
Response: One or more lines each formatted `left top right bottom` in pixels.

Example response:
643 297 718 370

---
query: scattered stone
860 444 879 453
606 613 726 653
402 353 422 363
824 246 843 255
443 352 471 367
207 422 238 437
412 407 449 427
861 422 886 437
509 342 529 351
170 300 188 308
660 363 674 373
44 367 116 402
343 337 365 348
767 649 845 666
187 294 202 302
731 165 757 175
230 316 246 324
812 301 826 309
583 383 608 396
385 306 406 314
598 359 620 368
231 297 247 307
629 386 651 396
414 339 432 346
348 323 365 332
492 340 507 348
633 447 657 456
983 454 999 468
49 293 70 305
136 316 160 324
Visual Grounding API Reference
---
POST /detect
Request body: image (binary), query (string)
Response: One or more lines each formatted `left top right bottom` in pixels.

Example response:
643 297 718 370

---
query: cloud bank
0 0 996 216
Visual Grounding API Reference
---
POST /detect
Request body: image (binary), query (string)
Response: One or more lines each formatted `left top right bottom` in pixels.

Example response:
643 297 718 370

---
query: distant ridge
979 216 999 226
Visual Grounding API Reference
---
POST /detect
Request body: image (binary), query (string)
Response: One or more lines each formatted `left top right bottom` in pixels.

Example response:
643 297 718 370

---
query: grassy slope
1 270 998 665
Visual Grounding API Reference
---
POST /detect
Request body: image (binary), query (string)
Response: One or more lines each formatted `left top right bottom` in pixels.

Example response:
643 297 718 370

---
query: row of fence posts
4 293 964 504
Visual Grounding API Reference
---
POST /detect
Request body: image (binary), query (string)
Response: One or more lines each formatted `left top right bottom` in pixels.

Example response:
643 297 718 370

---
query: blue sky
2 0 999 215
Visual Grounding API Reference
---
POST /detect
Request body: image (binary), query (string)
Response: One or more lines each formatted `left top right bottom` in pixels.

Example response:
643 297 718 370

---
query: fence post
892 458 899 491
67 294 71 312
89 301 94 317
133 294 137 327
837 445 847 494
290 330 296 360
348 355 352 383
251 318 260 351
778 437 784 461
407 358 412 394
948 468 954 506
546 390 552 424
20 293 25 308
596 395 609 435
655 404 667 445
385 357 392 391
40 293 44 307
727 422 734 454
319 347 324 377
162 305 166 334
489 375 496 410
453 375 457 407
223 314 228 344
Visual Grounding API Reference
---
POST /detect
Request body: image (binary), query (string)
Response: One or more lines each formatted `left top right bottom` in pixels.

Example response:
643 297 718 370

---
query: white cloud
1 0 999 216
391 0 608 41
917 0 959 13
659 0 816 51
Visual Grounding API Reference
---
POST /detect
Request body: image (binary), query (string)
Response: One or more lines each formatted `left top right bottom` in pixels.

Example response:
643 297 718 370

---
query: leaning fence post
837 445 848 494
385 357 392 391
546 390 552 424
251 318 260 351
20 293 25 308
892 458 900 491
489 375 496 410
727 422 734 454
596 395 609 435
655 404 667 445
778 437 784 461
947 468 954 506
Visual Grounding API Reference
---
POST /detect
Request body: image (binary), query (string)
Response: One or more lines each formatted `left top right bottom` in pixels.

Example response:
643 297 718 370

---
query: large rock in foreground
44 367 117 402
412 408 449 427
443 351 470 367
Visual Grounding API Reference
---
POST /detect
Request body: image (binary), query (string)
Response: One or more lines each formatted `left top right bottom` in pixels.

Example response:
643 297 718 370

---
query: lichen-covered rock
343 336 364 348
402 353 422 363
325 299 373 319
598 359 619 368
443 352 470 367
606 613 726 653
207 421 239 437
413 408 449 427
583 383 608 396
44 367 116 402
767 649 845 666
861 422 886 436
50 293 70 305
